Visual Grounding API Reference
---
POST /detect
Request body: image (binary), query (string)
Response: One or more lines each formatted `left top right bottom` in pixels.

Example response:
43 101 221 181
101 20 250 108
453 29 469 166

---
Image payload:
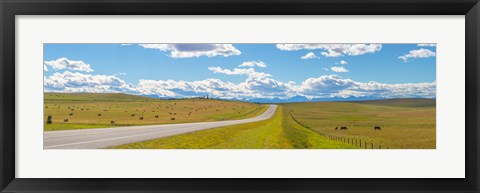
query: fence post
359 140 362 148
379 145 381 149
371 143 374 149
365 141 367 149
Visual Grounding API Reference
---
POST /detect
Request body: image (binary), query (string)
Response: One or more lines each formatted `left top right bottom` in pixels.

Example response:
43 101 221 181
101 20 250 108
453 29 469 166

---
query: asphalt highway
44 105 277 149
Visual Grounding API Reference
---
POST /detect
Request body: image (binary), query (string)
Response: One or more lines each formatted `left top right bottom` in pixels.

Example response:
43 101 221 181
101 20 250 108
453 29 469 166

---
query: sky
43 43 436 100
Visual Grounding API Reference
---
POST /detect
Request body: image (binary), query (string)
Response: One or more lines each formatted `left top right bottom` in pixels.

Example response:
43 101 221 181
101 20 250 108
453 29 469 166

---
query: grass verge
112 106 355 149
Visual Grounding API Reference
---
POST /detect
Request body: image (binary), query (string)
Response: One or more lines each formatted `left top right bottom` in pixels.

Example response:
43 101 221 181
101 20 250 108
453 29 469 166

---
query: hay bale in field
46 115 52 124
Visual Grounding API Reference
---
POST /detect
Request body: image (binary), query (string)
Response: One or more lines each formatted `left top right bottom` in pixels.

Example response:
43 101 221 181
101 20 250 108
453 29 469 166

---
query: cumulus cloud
238 60 267 68
339 60 348 65
417 44 436 47
331 66 349 72
297 75 436 99
44 70 435 100
208 67 271 79
44 58 94 72
44 71 133 93
44 64 48 72
301 52 319 59
137 44 241 58
276 44 382 57
136 78 250 99
399 48 436 62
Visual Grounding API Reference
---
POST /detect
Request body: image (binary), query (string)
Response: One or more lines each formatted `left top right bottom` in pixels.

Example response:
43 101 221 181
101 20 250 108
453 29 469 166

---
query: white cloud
44 70 435 100
115 72 127 76
339 60 348 65
137 44 241 58
238 60 267 68
208 67 271 79
399 48 436 62
276 44 382 57
44 71 133 93
44 58 94 72
322 67 329 71
301 52 319 59
331 66 349 72
297 75 436 99
44 64 48 72
417 44 436 47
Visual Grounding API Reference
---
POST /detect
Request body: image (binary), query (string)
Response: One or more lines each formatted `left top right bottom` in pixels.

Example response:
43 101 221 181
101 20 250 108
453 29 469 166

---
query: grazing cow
155 115 159 118
69 113 73 116
110 120 116 124
171 117 175 120
340 126 348 130
63 118 69 122
374 126 382 131
131 114 135 117
97 113 102 116
335 127 338 130
139 116 144 120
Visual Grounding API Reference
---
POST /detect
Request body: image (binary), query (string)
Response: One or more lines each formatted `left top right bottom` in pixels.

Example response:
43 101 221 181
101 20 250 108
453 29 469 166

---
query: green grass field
44 93 267 131
114 98 435 149
282 99 436 149
113 106 356 149
45 93 435 149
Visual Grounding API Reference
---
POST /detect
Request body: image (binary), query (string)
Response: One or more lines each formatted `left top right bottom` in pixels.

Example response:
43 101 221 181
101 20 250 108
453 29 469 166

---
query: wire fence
289 109 388 149
317 133 388 149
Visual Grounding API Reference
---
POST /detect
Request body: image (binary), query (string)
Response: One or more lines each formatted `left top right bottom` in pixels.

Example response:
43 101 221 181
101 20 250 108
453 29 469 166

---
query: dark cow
110 120 116 124
340 126 348 130
171 117 176 120
139 116 144 120
63 118 69 123
374 126 382 131
97 113 102 116
155 115 159 118
335 127 338 130
131 114 135 117
69 113 73 116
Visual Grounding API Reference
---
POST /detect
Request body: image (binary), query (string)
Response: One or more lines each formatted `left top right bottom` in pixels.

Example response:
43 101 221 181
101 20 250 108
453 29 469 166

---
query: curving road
44 105 277 149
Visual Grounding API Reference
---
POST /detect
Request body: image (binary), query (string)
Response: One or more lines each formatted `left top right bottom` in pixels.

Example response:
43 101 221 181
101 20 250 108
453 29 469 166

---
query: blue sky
44 44 436 100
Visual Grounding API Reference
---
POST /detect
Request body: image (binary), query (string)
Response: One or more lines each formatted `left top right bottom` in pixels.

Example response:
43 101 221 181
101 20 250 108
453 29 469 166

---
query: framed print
1 0 479 192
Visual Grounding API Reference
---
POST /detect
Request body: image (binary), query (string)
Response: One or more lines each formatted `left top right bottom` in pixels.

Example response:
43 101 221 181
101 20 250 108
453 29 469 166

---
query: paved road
44 105 277 149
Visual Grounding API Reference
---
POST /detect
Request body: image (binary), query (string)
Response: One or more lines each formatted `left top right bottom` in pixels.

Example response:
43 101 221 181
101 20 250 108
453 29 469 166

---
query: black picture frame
1 0 479 192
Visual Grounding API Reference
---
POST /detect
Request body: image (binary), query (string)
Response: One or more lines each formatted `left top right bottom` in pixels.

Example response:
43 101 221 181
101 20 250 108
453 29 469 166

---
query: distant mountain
244 95 385 103
245 95 310 103
138 93 434 104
